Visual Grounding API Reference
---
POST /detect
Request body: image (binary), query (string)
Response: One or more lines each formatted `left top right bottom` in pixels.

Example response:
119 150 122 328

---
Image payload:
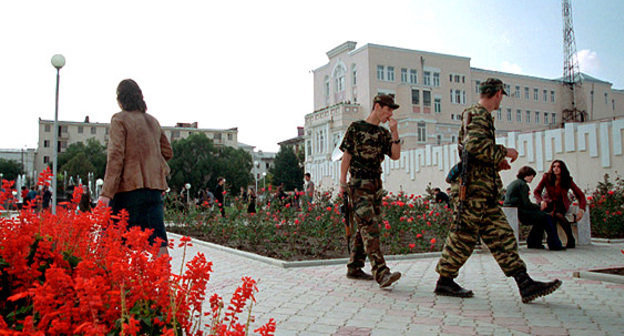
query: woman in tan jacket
98 79 173 256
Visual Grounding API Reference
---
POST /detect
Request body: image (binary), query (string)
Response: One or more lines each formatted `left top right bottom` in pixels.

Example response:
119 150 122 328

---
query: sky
1 0 622 153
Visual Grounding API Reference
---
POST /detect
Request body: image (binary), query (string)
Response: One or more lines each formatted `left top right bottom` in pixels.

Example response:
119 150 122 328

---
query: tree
0 158 22 181
58 138 107 179
270 146 303 191
167 133 253 196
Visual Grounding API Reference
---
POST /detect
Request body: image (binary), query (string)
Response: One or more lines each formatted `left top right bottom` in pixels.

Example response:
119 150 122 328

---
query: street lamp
185 183 191 206
262 172 267 190
50 54 65 214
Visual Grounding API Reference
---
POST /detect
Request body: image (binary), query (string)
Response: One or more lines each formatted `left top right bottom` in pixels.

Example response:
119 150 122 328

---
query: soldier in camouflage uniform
435 78 562 303
339 94 402 288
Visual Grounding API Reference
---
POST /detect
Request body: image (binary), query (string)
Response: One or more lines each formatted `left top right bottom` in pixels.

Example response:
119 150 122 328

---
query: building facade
35 117 238 174
305 41 624 191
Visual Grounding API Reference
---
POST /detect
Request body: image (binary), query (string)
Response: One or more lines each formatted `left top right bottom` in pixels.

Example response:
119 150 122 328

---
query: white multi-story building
35 117 238 174
305 41 624 170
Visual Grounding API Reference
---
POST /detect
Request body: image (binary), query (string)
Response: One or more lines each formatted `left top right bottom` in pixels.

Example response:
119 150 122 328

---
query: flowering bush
167 188 452 260
0 168 275 335
588 174 624 238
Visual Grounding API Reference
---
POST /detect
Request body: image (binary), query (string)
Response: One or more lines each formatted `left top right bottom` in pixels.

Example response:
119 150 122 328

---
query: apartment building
305 41 624 167
35 117 238 174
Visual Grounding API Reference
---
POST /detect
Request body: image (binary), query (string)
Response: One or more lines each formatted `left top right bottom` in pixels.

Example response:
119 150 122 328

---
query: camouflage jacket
459 104 506 200
339 120 392 178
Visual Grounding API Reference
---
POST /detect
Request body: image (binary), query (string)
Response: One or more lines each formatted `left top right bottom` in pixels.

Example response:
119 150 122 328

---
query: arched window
333 64 346 93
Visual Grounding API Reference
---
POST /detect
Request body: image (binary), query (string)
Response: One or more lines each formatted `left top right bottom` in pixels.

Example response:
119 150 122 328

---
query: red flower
384 220 391 230
409 243 416 249
430 238 437 244
608 190 615 195
416 233 423 238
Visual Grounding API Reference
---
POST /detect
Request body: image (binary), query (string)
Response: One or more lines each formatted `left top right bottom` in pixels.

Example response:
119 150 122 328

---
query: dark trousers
518 209 562 249
111 188 168 247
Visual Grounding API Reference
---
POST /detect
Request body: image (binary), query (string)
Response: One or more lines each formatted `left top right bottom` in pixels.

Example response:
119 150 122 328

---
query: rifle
340 190 352 254
455 110 472 226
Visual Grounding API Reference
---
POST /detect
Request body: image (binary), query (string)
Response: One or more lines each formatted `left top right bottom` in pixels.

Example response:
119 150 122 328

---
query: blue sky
0 0 622 153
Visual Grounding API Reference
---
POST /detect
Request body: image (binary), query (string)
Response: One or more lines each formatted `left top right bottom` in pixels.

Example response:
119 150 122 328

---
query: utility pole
561 0 587 124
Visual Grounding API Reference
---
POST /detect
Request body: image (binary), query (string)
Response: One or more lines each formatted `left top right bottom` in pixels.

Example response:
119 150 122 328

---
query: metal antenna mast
562 0 586 123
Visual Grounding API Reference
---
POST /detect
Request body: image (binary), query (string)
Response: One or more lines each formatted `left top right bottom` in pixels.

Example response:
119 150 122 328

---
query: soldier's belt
351 172 381 179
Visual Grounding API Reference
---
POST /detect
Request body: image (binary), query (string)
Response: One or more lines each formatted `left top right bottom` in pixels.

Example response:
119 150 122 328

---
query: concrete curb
591 238 624 244
573 270 624 284
169 233 501 268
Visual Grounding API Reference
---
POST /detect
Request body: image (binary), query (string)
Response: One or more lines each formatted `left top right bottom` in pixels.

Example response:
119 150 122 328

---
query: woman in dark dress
246 187 256 214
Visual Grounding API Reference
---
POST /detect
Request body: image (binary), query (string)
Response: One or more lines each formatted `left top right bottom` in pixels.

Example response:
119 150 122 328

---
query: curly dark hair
116 79 147 112
517 166 537 180
545 160 572 189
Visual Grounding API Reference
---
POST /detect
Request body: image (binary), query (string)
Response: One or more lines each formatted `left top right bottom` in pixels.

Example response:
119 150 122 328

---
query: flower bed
167 190 452 261
0 170 275 335
588 174 624 239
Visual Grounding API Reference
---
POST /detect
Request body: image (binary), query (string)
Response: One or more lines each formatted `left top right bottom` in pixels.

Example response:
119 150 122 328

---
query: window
455 90 461 104
524 87 529 99
91 126 96 134
526 110 531 123
400 68 408 83
461 90 466 105
44 124 51 132
214 132 222 140
105 127 109 135
605 92 608 104
424 71 431 86
433 72 440 87
172 130 180 138
376 65 384 81
551 90 555 102
507 108 512 121
423 90 431 107
352 64 357 85
544 112 549 124
551 113 556 124
434 98 441 113
515 86 520 97
535 111 540 123
387 66 395 81
516 109 522 122
437 135 441 145
462 75 465 83
417 122 426 142
497 109 502 120
306 140 311 156
410 69 418 84
454 75 460 83
450 89 454 103
411 89 420 105
475 80 481 94
44 140 50 148
78 126 83 134
60 125 67 134
533 88 539 100
449 74 453 82
43 156 49 164
324 76 329 103
319 130 324 153
61 141 67 149
227 133 233 141
543 89 548 102
334 66 345 93
504 84 511 95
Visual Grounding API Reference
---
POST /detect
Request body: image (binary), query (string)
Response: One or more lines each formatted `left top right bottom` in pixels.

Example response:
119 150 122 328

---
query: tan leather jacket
101 110 173 198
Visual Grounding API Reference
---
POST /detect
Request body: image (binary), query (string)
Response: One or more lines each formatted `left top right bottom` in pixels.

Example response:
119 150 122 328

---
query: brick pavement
169 236 624 336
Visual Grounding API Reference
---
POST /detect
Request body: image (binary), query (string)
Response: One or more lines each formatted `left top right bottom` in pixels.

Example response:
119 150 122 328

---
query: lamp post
254 161 259 192
262 172 266 190
50 54 65 214
185 183 191 206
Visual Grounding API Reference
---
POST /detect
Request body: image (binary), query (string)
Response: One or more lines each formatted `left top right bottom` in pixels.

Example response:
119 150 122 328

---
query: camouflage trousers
436 197 527 278
347 177 389 282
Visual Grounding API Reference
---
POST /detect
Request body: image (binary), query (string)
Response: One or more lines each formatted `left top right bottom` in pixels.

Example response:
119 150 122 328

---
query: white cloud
500 61 523 74
576 49 600 74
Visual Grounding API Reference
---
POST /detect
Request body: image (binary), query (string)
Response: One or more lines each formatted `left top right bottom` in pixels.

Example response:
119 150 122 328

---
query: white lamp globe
51 54 66 69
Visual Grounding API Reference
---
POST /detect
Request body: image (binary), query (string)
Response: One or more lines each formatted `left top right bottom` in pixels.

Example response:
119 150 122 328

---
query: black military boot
434 276 474 298
346 268 374 281
513 272 562 303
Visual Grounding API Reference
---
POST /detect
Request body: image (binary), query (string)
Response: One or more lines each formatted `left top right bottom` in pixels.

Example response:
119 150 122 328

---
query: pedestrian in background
98 79 173 257
215 177 226 217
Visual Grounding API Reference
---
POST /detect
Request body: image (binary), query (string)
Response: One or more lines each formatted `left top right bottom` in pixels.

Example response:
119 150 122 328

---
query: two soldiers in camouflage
340 82 562 303
339 94 402 288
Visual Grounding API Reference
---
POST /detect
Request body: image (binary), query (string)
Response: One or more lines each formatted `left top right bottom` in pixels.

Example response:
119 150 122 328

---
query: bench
501 206 591 246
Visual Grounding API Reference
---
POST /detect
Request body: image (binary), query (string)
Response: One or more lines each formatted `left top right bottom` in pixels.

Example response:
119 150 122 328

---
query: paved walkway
169 236 624 336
